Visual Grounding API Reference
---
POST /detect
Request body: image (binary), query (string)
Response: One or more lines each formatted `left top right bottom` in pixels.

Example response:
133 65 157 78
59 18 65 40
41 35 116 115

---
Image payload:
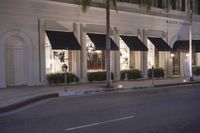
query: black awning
173 40 200 52
87 33 119 51
120 35 148 51
46 31 81 50
148 37 172 51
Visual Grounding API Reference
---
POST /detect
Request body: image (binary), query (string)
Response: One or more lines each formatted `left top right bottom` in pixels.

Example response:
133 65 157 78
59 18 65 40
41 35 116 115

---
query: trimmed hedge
193 66 200 76
148 68 165 78
46 73 79 84
87 71 114 82
121 69 142 80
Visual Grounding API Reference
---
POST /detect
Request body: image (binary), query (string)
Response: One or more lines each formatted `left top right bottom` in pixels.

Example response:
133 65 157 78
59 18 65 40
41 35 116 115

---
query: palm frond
112 0 118 12
81 0 92 12
137 0 152 10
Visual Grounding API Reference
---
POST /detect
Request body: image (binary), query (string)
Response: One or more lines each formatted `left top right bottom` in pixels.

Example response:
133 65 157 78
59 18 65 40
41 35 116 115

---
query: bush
120 69 142 80
148 68 164 78
87 71 114 82
193 66 200 76
46 73 79 84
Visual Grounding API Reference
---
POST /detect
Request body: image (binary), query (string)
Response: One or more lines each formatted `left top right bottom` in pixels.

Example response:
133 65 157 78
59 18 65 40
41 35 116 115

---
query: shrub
46 73 79 84
87 71 114 82
148 68 164 78
120 69 142 80
193 66 200 76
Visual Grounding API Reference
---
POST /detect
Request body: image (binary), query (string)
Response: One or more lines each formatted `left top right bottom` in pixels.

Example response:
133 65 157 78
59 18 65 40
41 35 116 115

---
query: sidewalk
0 77 200 113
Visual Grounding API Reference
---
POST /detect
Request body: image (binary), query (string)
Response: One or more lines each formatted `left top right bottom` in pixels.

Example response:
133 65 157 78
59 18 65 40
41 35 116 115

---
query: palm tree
81 0 152 88
81 0 118 88
188 0 194 81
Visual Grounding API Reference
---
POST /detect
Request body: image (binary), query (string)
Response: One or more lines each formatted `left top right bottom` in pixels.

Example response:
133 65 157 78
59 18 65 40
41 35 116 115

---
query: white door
6 38 26 86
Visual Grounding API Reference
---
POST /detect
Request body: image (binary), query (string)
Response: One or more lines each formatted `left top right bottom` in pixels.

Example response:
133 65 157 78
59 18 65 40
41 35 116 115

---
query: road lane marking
65 115 134 131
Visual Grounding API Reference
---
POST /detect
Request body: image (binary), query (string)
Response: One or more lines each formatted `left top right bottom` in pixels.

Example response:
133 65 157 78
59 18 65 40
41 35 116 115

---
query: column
72 23 81 79
113 28 120 81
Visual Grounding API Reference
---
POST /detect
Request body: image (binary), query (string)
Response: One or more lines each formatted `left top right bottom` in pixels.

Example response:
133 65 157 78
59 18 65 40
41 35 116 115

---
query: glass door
172 52 180 75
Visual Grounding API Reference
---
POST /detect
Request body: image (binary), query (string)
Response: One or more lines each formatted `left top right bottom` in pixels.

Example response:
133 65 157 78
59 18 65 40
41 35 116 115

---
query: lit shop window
86 35 105 71
147 39 159 69
147 39 155 69
120 38 130 70
45 35 69 74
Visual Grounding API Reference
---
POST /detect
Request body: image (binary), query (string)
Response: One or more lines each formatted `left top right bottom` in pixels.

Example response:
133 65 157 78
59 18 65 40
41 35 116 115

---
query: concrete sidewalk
0 77 200 113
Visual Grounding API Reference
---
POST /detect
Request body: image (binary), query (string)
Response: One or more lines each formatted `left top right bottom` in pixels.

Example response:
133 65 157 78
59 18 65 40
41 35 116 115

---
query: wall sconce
186 53 189 57
170 53 175 58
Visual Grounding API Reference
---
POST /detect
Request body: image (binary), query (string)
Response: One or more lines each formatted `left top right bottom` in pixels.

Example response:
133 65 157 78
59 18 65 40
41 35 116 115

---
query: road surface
0 84 200 133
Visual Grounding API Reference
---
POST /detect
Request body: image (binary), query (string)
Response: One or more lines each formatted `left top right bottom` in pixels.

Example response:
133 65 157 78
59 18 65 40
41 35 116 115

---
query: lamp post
151 65 154 85
62 64 68 92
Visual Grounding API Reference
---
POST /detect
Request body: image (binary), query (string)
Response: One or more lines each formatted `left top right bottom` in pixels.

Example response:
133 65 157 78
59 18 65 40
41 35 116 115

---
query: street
0 84 200 133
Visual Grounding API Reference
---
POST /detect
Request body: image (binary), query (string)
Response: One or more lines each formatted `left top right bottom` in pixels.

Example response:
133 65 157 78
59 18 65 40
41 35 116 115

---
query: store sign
166 20 188 25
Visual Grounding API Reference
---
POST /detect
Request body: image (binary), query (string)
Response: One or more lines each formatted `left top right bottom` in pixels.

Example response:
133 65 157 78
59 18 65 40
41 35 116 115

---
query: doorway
172 52 180 75
6 36 26 86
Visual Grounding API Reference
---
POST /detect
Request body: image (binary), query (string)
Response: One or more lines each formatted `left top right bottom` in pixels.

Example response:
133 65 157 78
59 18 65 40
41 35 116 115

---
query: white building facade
0 0 200 88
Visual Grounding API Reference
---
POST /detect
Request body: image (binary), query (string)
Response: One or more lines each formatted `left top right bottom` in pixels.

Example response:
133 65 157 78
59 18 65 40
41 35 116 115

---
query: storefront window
171 0 185 11
86 35 105 71
147 39 160 69
45 35 69 74
192 53 197 66
152 0 165 9
147 39 155 68
120 38 130 70
118 0 138 4
193 0 200 15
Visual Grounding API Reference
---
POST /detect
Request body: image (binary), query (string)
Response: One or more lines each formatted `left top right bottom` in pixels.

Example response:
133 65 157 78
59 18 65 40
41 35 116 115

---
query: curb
1 81 200 114
154 81 200 88
0 93 58 113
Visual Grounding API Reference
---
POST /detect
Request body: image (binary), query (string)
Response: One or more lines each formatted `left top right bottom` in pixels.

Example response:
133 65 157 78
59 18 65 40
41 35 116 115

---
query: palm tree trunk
188 0 193 80
106 0 111 87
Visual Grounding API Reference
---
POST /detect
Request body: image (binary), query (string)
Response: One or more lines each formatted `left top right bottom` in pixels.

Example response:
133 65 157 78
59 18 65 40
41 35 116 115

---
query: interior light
170 53 175 58
118 85 123 88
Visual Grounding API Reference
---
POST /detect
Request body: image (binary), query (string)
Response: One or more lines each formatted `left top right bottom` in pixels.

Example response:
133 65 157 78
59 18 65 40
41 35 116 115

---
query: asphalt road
0 84 200 133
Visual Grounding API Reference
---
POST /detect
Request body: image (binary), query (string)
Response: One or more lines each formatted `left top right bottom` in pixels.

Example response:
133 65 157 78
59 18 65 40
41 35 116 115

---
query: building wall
0 0 200 87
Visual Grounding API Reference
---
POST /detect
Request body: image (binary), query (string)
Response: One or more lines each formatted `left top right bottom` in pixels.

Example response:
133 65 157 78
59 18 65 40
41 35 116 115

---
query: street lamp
62 64 68 92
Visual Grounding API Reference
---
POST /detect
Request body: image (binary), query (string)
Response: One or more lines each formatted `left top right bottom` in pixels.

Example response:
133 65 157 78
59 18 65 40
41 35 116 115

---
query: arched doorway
6 36 26 86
